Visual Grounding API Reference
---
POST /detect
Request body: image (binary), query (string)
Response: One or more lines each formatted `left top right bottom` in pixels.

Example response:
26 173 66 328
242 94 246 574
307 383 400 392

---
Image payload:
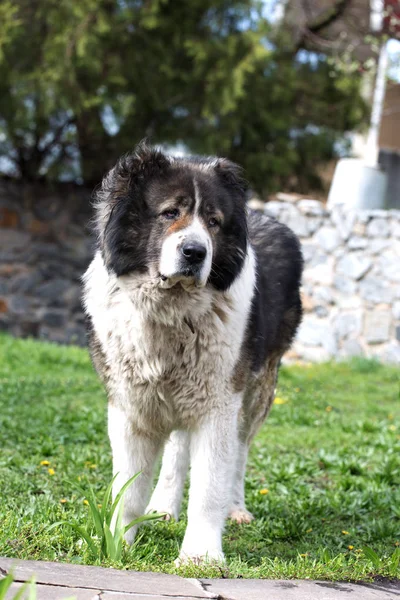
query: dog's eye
208 217 220 228
162 208 180 220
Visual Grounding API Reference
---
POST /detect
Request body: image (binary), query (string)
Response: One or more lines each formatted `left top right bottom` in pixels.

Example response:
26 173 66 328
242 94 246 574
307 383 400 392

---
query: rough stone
339 339 363 358
364 310 391 344
369 238 392 254
296 318 337 355
314 226 341 252
393 301 400 320
299 242 317 263
330 207 356 240
377 252 400 282
366 218 390 237
281 205 309 237
313 286 334 305
390 218 400 237
347 235 367 250
333 275 357 296
359 277 394 304
42 310 66 328
336 253 372 280
380 341 400 364
303 257 335 286
297 199 326 216
264 201 285 217
0 558 213 598
36 279 70 303
334 312 362 340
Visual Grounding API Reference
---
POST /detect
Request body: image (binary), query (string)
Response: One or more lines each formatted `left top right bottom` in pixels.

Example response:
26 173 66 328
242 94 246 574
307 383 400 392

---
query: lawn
0 333 399 582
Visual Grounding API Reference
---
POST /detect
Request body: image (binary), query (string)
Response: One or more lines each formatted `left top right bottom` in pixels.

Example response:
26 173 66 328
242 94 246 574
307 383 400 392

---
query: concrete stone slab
0 558 209 598
6 582 99 599
201 578 400 600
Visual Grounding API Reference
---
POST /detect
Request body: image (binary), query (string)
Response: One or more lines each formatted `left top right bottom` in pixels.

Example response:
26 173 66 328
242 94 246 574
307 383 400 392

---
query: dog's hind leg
146 430 189 521
229 357 280 524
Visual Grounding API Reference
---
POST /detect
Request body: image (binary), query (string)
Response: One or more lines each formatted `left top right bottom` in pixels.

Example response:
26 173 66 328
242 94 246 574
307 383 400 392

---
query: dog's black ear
214 158 248 196
94 143 170 276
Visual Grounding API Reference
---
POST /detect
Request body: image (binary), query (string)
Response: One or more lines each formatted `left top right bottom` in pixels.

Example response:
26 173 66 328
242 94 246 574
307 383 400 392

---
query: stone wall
0 179 93 345
1 178 399 363
258 199 400 364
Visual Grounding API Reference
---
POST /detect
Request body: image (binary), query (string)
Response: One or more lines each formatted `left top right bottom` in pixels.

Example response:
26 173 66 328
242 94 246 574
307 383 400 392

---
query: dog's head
95 142 248 293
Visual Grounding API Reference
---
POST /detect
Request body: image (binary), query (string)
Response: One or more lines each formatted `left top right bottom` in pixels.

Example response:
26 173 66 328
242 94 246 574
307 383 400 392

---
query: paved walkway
1 558 399 600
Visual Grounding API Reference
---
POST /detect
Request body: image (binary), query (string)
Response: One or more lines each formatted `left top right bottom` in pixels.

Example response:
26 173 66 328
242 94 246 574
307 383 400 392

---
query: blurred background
0 0 399 358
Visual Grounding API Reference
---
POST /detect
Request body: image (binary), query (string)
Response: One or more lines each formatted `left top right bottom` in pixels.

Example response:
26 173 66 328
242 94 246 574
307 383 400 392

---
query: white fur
159 217 212 288
83 244 257 563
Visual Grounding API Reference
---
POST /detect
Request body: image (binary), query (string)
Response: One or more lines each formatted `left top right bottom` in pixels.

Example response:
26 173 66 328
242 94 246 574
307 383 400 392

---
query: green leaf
362 546 381 568
109 472 141 526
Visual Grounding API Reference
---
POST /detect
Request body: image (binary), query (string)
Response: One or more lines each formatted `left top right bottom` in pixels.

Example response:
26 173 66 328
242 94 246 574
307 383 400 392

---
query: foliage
49 474 165 561
0 573 37 600
0 0 368 194
0 334 398 579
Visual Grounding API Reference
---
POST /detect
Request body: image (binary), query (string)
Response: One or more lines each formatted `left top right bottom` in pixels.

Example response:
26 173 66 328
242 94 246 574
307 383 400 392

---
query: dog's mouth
159 271 204 290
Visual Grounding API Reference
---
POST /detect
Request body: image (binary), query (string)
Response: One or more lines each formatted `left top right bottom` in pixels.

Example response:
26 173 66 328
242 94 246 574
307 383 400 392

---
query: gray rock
300 242 317 264
264 201 285 217
334 312 362 339
281 206 309 237
377 252 400 283
336 253 372 280
42 310 66 328
393 301 400 320
390 218 400 238
314 226 341 252
296 318 337 355
330 207 356 240
306 216 323 234
315 305 329 317
0 229 31 250
381 341 400 364
347 236 367 250
367 218 390 238
313 286 334 305
369 238 392 254
9 271 43 294
364 310 392 344
333 275 356 295
36 279 70 303
359 277 394 304
303 257 335 286
339 339 363 358
297 199 326 216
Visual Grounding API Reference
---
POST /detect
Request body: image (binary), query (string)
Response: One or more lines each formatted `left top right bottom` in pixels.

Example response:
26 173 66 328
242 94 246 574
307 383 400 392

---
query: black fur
246 210 303 371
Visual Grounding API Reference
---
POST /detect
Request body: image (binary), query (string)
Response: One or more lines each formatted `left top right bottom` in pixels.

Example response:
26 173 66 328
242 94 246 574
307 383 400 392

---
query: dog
82 142 303 564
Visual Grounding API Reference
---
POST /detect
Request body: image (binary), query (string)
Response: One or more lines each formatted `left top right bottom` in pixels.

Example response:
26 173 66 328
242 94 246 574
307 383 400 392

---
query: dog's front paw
229 506 255 524
175 548 225 567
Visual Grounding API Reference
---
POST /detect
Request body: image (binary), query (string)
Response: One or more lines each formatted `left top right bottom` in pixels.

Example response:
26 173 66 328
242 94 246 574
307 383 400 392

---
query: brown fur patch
167 214 193 234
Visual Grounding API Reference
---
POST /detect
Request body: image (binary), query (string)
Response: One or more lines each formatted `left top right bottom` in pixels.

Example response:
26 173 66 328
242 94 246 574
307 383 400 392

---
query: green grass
0 333 399 581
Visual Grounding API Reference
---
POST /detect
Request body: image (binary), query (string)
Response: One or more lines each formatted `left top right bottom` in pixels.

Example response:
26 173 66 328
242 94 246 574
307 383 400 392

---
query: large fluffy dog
83 143 303 564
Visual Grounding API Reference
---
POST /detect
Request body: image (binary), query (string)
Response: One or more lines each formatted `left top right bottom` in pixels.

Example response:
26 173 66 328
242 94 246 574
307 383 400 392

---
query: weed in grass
0 574 36 600
49 473 165 561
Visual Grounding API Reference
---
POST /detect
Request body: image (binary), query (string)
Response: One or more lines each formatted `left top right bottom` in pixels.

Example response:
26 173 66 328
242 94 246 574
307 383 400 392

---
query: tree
0 0 369 195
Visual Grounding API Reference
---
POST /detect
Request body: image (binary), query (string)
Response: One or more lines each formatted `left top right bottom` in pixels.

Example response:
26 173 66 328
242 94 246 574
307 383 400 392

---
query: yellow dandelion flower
89 464 97 469
395 541 399 547
60 499 67 504
48 468 55 476
274 397 288 405
40 460 50 466
326 406 332 412
77 476 82 481
342 530 349 535
388 414 394 420
295 387 300 392
348 545 354 550
259 488 269 495
306 528 313 533
388 424 396 431
97 504 102 509
300 553 308 558
83 499 89 506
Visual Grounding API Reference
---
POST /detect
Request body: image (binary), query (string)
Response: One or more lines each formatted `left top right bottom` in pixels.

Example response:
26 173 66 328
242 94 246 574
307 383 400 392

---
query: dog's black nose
181 242 207 264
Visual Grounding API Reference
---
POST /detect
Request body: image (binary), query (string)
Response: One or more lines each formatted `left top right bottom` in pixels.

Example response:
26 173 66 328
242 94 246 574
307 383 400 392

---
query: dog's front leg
178 403 240 564
108 404 162 544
